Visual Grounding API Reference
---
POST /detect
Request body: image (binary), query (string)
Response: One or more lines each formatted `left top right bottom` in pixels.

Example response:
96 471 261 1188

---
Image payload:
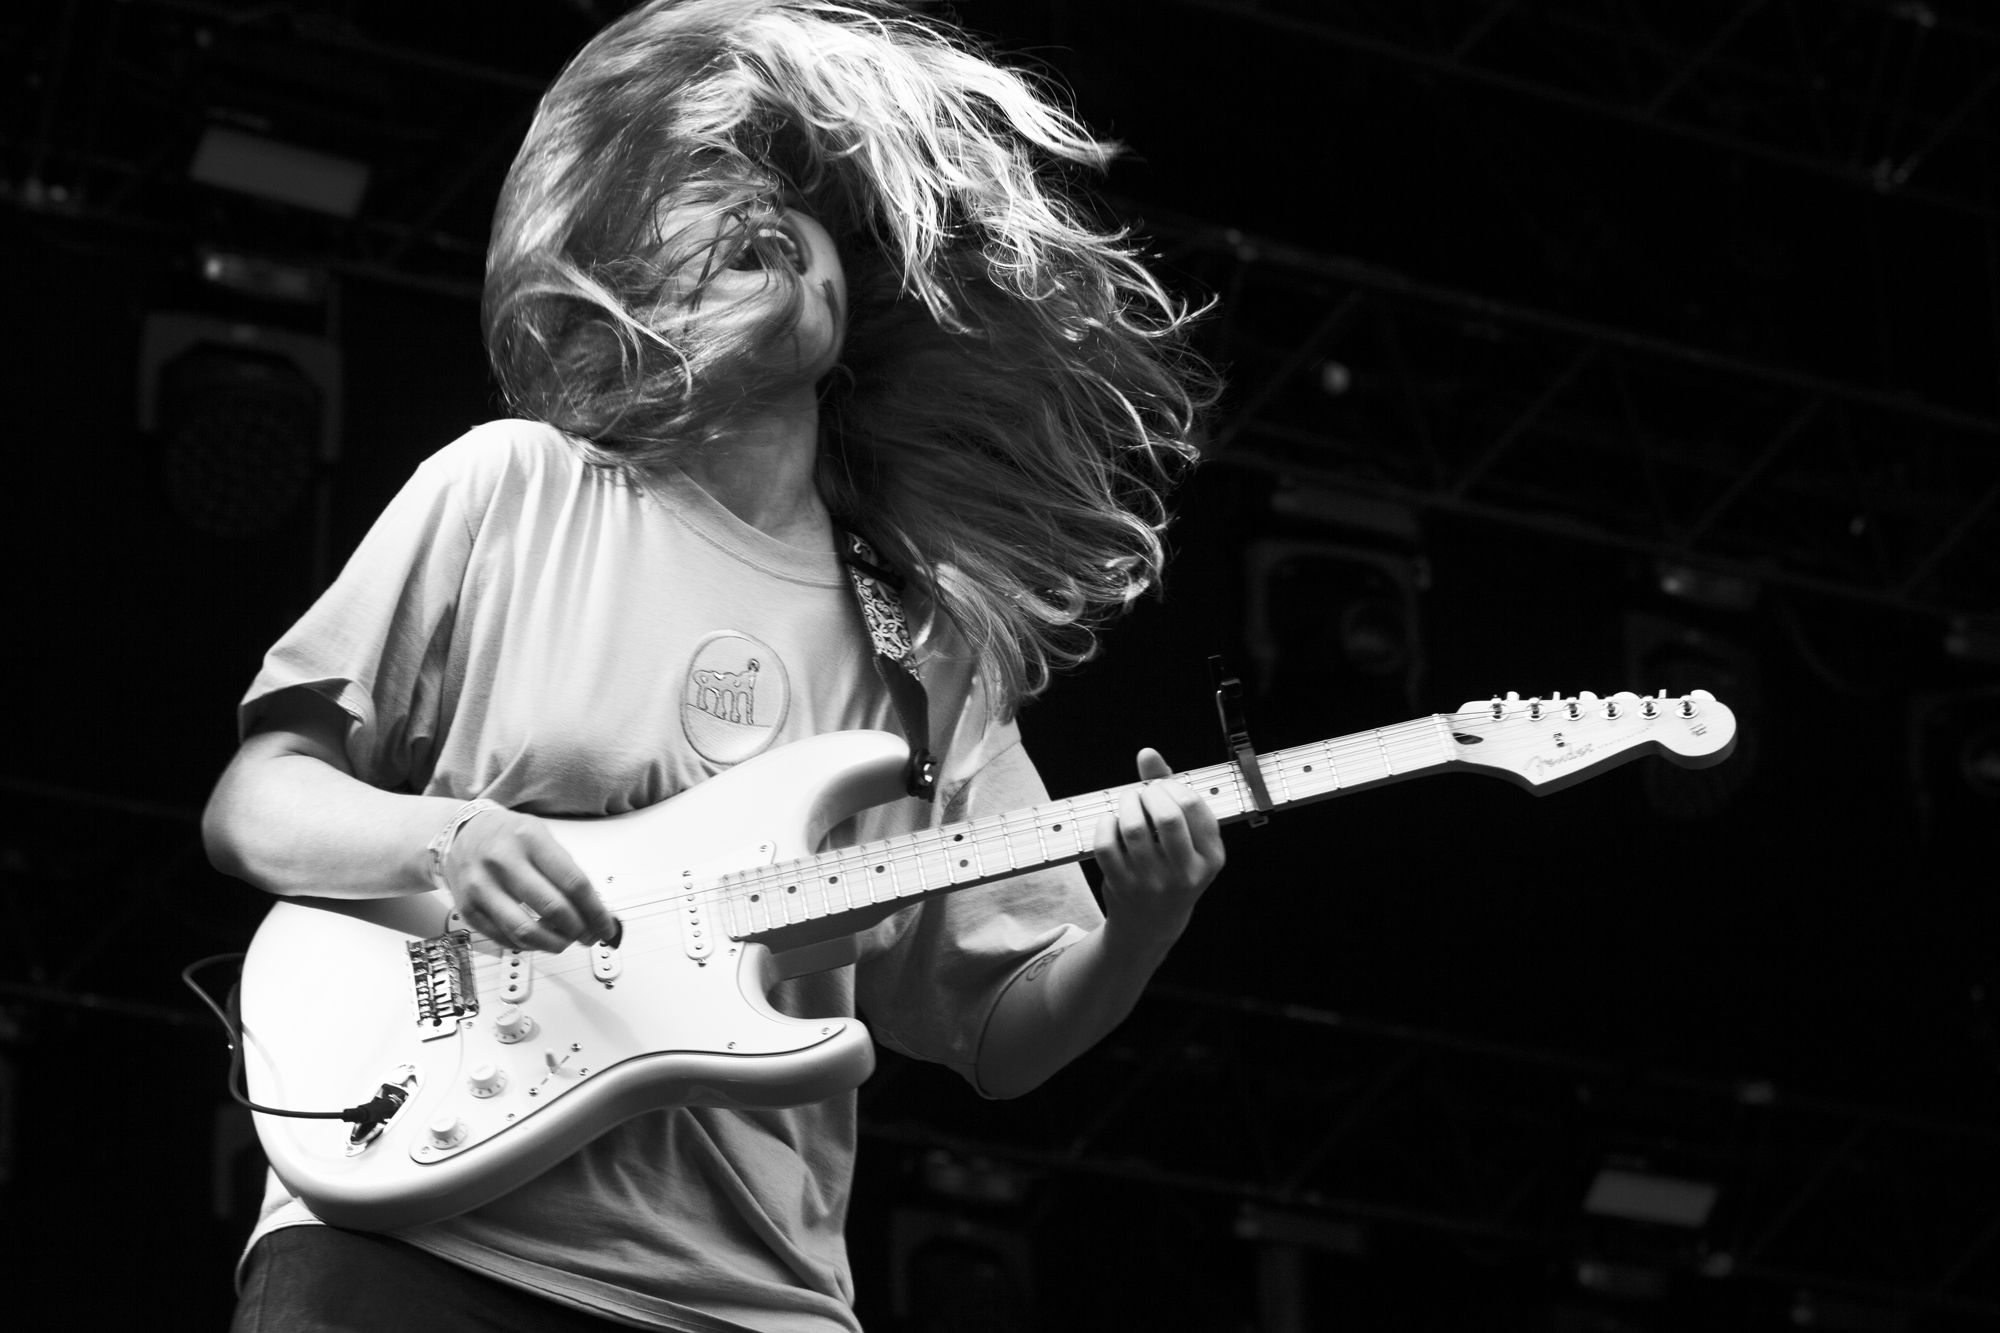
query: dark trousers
233 1226 638 1332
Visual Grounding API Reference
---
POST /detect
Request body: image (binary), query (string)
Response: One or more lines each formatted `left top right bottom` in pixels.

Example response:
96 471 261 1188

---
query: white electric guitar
239 688 1734 1230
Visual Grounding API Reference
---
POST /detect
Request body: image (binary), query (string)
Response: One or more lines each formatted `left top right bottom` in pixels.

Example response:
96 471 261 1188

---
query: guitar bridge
408 930 478 1037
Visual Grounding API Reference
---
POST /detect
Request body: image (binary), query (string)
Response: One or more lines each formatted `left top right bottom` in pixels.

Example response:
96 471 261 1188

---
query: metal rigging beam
1174 0 2000 223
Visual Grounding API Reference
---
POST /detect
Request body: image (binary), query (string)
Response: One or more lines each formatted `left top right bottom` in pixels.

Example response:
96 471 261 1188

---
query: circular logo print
681 630 790 766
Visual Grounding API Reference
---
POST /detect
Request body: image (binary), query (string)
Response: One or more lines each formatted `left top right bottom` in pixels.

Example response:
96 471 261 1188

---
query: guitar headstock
1446 689 1737 793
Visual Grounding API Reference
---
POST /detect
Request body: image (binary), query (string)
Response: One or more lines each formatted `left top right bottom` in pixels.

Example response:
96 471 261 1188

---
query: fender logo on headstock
1528 742 1597 775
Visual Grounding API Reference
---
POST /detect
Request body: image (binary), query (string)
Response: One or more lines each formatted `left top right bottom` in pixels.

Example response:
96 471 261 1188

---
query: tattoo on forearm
1021 946 1068 982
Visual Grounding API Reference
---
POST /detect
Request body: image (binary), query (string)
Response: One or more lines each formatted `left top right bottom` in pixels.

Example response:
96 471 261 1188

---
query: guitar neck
719 713 1462 942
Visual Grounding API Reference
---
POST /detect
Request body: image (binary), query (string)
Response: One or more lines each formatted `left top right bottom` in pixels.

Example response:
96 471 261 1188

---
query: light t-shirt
237 420 1100 1331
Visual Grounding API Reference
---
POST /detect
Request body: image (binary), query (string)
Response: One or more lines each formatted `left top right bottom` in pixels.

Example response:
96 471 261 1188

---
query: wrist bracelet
426 798 505 894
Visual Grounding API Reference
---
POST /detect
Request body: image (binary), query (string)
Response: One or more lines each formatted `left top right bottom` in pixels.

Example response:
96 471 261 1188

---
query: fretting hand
1093 747 1226 951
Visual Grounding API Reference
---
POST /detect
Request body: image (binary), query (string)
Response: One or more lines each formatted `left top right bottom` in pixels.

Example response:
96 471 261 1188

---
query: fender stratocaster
239 688 1735 1230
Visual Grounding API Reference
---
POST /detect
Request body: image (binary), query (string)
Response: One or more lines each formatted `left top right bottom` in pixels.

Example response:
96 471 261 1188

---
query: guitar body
239 730 912 1232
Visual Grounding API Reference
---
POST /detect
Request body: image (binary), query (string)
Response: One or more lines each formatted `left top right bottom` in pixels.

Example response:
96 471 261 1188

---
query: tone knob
467 1062 507 1098
427 1114 467 1149
493 1005 536 1044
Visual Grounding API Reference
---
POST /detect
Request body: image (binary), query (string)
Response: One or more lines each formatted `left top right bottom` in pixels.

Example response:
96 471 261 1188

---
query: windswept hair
485 0 1217 713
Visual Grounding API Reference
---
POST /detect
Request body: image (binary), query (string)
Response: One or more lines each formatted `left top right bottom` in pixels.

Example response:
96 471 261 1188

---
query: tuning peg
1489 694 1504 720
1689 688 1714 701
1602 696 1621 719
1640 696 1660 719
1527 696 1544 721
1678 696 1699 719
1564 698 1582 720
1505 691 1522 702
1578 691 1599 702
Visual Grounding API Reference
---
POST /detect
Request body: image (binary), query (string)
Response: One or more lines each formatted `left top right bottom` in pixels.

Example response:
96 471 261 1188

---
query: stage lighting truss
860 986 2000 1328
1176 0 2000 224
4 0 553 299
1135 201 2000 627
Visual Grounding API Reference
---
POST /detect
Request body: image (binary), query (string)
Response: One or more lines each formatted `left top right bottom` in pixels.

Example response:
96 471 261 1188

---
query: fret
834 848 860 908
1009 810 1042 869
886 843 908 900
1431 715 1458 766
833 849 865 910
870 842 897 903
945 827 975 883
805 864 833 921
1042 799 1078 860
910 829 949 892
846 847 871 907
853 843 883 904
1186 766 1233 821
820 855 850 913
1315 739 1339 794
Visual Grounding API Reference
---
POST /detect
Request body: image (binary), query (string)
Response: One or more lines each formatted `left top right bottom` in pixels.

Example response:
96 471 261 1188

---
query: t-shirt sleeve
852 718 1104 1090
238 432 495 792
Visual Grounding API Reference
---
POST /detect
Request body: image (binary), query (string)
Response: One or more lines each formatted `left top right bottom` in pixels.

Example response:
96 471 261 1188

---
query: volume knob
427 1115 467 1149
467 1062 507 1098
493 1005 536 1044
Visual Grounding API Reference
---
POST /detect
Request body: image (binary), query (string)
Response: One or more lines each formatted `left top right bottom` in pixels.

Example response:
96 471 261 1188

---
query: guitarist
203 3 1224 1330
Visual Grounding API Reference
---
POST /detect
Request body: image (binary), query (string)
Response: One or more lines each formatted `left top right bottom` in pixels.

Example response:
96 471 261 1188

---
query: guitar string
458 722 1439 986
500 718 1443 941
463 702 1682 988
462 704 1629 989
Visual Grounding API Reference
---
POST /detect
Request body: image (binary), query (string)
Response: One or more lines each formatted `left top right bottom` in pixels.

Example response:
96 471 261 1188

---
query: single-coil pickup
590 938 622 984
500 947 532 1003
680 883 712 963
408 930 477 1036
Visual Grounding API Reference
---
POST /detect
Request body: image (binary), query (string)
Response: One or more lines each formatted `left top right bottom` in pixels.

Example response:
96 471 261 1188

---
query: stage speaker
889 1206 1033 1333
1244 539 1427 738
137 313 340 540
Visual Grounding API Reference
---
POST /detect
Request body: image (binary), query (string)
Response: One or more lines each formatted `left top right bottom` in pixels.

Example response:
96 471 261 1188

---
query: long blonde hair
484 0 1216 713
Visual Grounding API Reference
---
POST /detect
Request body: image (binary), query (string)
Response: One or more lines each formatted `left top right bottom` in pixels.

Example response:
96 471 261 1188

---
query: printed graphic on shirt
682 630 790 766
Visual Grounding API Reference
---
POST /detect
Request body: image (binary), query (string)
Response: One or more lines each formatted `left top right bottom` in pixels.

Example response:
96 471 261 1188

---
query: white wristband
426 798 505 894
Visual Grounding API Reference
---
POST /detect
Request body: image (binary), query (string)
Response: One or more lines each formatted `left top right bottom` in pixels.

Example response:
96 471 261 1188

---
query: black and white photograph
2 3 1998 1330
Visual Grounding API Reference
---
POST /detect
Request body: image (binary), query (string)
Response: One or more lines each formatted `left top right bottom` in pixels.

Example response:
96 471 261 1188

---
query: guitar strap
838 527 938 801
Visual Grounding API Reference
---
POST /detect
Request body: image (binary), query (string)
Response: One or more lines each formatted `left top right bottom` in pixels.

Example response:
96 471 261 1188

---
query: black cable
181 953 405 1128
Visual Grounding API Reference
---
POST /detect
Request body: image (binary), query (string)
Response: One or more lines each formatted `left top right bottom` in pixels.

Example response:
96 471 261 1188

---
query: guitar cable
182 953 411 1131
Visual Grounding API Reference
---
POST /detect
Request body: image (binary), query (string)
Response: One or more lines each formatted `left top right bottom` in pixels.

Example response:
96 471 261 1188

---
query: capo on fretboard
1209 656 1272 827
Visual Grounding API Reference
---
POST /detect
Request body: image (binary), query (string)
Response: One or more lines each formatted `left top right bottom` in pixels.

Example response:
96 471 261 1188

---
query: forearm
975 914 1181 1099
203 740 459 900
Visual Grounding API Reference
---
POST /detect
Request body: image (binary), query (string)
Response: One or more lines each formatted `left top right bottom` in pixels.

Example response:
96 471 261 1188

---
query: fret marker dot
959 859 968 868
828 875 839 884
1052 824 1062 832
953 833 964 842
787 886 797 894
1209 787 1219 795
1303 765 1313 772
750 894 760 902
875 865 885 873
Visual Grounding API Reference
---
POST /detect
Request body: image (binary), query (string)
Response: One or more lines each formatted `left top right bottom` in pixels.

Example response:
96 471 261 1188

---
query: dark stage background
3 3 1998 1330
